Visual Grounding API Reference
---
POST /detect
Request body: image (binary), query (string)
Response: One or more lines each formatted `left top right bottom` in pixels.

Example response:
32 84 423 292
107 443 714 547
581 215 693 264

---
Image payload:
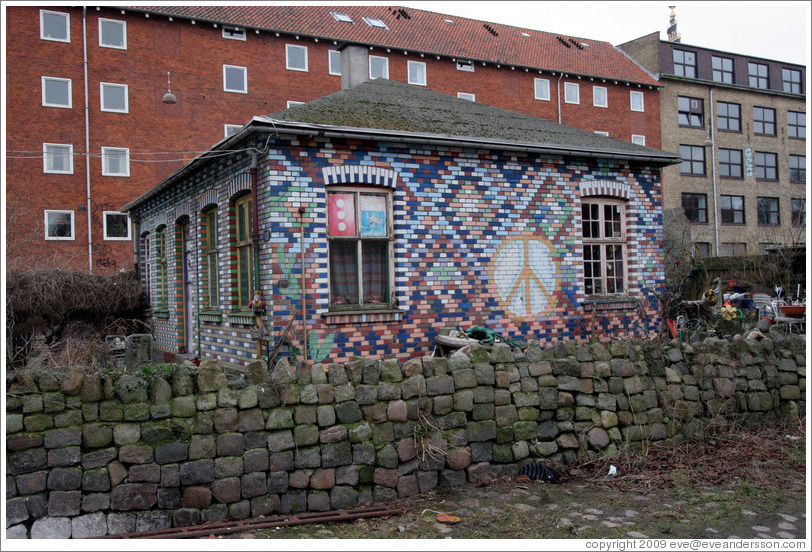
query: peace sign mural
492 235 558 317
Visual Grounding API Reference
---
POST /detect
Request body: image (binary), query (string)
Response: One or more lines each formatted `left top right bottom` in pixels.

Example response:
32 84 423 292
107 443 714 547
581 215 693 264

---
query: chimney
667 6 681 43
340 44 370 90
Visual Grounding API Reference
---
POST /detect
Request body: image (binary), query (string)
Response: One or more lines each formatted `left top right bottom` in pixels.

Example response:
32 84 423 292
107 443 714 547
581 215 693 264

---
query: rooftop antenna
162 71 178 104
667 6 682 43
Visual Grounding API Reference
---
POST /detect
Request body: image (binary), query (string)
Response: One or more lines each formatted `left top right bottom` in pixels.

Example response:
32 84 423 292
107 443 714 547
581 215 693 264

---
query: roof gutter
122 118 681 213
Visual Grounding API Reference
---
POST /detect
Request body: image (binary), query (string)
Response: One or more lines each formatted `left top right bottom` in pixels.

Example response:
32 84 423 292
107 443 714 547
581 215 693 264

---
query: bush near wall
5 332 805 539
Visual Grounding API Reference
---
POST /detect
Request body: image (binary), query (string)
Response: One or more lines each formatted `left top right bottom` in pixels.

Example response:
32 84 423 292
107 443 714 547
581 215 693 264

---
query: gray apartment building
618 31 806 258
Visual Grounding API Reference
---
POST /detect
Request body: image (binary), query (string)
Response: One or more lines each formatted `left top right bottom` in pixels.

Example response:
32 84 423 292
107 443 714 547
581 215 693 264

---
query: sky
392 1 811 66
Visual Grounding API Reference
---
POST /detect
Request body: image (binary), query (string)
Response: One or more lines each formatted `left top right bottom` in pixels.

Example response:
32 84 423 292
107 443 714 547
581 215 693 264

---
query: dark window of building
677 96 704 127
782 68 803 94
748 62 769 89
753 106 776 136
720 242 747 256
716 101 741 132
721 195 745 224
788 111 806 139
695 242 711 258
673 49 696 78
719 149 743 178
680 145 706 176
755 152 778 180
791 198 805 226
790 155 806 183
681 193 708 223
757 197 780 226
711 56 734 83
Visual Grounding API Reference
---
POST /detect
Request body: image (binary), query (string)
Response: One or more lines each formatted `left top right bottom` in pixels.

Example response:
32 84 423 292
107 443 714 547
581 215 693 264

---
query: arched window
231 194 253 309
154 226 168 309
201 206 220 308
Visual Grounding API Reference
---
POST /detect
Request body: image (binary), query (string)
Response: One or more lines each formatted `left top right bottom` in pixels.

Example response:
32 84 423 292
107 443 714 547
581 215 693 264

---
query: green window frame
155 226 168 310
233 194 253 310
202 207 219 308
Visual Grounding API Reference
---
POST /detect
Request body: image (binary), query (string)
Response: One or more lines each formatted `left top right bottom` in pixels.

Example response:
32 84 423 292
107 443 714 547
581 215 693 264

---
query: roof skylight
331 12 353 23
363 17 389 29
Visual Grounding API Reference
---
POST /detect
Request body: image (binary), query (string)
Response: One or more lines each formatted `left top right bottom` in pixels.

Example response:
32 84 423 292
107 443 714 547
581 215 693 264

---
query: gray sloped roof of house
124 78 678 212
263 78 678 162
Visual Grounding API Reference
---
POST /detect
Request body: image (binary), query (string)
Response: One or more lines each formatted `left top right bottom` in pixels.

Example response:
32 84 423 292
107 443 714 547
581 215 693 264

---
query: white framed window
224 124 242 137
331 12 353 23
286 101 305 108
286 44 309 72
103 211 131 240
456 60 474 72
457 92 476 102
98 18 126 49
44 210 75 240
369 56 389 79
564 82 580 104
101 147 130 177
222 27 246 41
42 76 72 108
407 61 426 86
631 135 646 146
594 131 609 136
100 82 128 113
43 143 73 174
223 65 247 93
534 78 551 101
329 50 342 75
630 91 644 112
582 199 627 295
40 10 70 42
593 86 608 108
363 17 389 30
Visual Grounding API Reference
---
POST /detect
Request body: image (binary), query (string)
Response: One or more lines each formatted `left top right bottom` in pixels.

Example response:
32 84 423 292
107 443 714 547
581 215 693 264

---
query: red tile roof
129 5 659 86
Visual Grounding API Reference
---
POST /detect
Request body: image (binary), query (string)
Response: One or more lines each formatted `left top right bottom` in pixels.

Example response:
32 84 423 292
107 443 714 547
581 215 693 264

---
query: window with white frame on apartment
101 147 130 177
582 199 627 295
592 86 608 108
98 18 127 49
456 60 474 72
40 10 70 42
224 124 242 137
43 143 73 174
329 50 342 75
100 82 128 113
631 135 646 146
457 92 475 101
369 56 389 79
223 65 247 93
534 78 550 101
44 210 75 240
103 211 131 240
42 76 72 108
222 26 246 41
285 44 308 72
407 61 426 86
594 131 609 136
564 82 580 104
630 91 644 112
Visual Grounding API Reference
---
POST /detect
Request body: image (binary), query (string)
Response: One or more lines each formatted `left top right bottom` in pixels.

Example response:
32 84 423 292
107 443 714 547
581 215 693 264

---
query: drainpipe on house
707 87 720 255
248 151 264 358
82 7 93 272
556 72 564 124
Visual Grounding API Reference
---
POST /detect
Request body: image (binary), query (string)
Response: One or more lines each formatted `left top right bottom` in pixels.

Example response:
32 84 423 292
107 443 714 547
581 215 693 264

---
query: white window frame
631 135 646 146
103 211 132 241
98 18 127 49
224 124 242 137
101 147 130 177
594 131 609 136
363 17 389 30
286 101 305 108
44 210 75 241
285 44 309 72
593 85 608 108
457 92 476 102
43 143 73 174
40 10 70 43
582 198 627 296
41 76 72 108
456 60 474 72
534 78 551 101
100 82 129 113
369 56 389 80
331 12 354 23
223 64 248 93
407 60 427 86
564 82 580 104
329 50 342 76
630 91 645 112
222 27 246 41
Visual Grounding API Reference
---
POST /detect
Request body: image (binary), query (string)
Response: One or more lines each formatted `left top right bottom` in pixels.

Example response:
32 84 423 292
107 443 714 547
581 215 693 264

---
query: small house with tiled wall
123 78 679 366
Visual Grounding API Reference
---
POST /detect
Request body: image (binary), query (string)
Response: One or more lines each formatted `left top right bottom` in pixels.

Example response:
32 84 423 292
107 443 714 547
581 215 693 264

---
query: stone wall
5 334 805 539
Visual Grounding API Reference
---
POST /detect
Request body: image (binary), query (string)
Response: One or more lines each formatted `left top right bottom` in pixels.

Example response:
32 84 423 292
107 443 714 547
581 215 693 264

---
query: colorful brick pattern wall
133 134 664 366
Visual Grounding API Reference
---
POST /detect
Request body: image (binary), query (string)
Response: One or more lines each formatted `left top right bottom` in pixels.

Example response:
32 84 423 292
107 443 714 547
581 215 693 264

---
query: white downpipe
708 88 720 254
557 73 564 124
82 8 93 272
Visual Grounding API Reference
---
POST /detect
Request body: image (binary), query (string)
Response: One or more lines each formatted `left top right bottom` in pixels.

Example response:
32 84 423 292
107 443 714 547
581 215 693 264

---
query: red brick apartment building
5 5 662 273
